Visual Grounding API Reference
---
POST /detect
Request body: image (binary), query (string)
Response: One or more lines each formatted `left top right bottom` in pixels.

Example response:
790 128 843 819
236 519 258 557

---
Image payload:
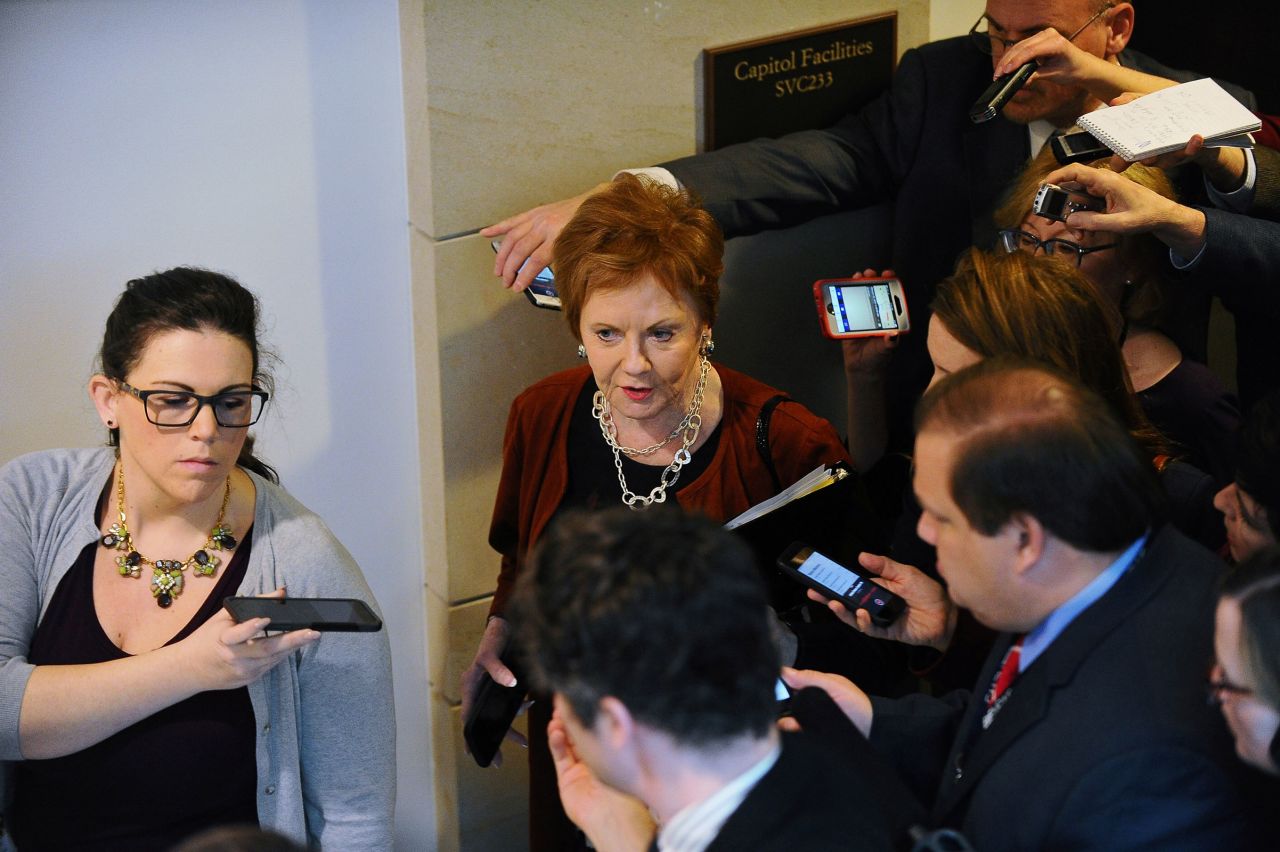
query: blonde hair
994 145 1177 326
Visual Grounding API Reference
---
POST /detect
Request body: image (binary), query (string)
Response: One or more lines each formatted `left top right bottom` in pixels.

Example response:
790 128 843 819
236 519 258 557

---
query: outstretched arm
481 182 611 291
1043 163 1207 257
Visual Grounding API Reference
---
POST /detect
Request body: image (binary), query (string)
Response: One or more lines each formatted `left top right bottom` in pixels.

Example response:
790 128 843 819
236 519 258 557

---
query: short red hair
554 173 723 339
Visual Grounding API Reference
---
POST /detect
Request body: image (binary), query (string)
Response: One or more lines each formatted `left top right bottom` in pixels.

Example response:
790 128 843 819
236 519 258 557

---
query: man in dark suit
486 2 1254 417
507 508 907 851
789 358 1260 850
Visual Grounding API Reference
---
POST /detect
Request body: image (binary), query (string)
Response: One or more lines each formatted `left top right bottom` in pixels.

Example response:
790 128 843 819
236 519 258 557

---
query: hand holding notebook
1077 78 1260 162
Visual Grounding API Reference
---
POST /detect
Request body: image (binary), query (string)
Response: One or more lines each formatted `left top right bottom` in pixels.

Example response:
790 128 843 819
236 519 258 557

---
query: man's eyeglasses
997 229 1117 267
969 4 1114 57
119 381 269 428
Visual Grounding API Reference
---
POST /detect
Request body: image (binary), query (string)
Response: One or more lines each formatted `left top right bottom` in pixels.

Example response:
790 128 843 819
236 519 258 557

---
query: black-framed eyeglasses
119 381 269 428
997 228 1117 267
969 3 1114 56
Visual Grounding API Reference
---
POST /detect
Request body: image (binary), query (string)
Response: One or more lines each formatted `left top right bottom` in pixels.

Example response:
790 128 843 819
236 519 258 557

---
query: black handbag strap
755 394 792 492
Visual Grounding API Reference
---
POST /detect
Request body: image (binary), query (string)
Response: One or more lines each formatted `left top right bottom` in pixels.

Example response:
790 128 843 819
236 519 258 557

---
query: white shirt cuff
1206 147 1256 212
617 166 682 191
1169 242 1208 270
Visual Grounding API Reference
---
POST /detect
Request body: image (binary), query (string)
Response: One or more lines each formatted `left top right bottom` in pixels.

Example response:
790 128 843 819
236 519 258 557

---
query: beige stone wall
402 2 931 848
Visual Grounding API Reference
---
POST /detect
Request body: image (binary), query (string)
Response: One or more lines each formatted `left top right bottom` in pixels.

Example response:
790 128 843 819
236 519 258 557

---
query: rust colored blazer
487 364 851 616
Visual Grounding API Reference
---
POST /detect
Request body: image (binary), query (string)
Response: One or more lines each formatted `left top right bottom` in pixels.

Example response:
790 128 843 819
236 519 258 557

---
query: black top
11 519 258 851
562 381 722 512
1137 357 1241 487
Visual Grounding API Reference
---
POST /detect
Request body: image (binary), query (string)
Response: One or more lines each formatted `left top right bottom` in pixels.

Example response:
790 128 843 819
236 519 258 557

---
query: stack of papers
724 464 849 530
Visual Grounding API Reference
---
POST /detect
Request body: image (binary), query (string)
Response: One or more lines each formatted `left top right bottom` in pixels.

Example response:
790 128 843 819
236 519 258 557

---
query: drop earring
577 344 587 359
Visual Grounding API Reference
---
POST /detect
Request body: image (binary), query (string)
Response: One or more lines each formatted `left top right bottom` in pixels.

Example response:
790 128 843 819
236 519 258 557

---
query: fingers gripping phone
813 277 910 339
1032 182 1102 223
222 597 383 632
490 239 560 310
776 543 905 627
464 642 528 768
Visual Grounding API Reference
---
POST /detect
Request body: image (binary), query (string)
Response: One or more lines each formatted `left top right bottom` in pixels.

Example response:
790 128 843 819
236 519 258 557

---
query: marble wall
401 2 935 848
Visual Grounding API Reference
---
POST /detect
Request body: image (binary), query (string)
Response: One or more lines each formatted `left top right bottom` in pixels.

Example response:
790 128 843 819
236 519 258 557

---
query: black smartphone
222 597 383 632
1050 129 1111 165
969 60 1036 123
490 239 560 310
464 643 528 768
776 542 905 627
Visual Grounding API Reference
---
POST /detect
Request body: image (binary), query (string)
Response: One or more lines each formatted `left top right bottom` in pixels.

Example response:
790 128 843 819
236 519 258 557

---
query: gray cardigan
0 448 395 849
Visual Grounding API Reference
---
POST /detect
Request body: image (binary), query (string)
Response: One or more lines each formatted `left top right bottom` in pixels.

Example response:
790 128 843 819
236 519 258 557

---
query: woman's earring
106 420 116 428
700 335 715 356
577 344 587 359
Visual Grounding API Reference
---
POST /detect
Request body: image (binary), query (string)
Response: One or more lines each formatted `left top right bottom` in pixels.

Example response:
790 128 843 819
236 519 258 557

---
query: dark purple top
10 522 258 851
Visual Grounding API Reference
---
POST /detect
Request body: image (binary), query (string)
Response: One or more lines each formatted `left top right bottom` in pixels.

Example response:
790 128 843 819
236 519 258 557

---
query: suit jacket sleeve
661 44 932 237
1044 746 1252 851
1248 144 1280 222
1195 207 1280 320
488 390 532 618
868 691 971 807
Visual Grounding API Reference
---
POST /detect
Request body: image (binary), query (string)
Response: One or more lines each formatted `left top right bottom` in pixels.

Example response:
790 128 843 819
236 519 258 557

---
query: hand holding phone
777 543 904 627
491 239 560 310
801 550 957 652
970 60 1037 124
814 277 910 339
222 597 383 632
1032 182 1103 222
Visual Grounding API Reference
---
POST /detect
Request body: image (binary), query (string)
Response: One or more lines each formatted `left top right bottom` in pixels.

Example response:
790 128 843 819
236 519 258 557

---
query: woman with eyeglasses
1214 546 1280 775
0 268 394 850
992 148 1240 487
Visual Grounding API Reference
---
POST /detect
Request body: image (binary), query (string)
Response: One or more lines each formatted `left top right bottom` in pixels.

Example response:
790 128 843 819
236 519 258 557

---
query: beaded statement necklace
592 354 710 509
100 465 237 608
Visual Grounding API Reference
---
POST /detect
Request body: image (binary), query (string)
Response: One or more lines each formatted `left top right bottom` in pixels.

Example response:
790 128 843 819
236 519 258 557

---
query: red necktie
987 636 1023 708
981 635 1025 730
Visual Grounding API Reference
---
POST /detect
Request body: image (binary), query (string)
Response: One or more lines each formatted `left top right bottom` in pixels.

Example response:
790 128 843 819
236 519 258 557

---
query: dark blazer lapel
932 659 1050 820
962 117 1028 248
932 528 1177 821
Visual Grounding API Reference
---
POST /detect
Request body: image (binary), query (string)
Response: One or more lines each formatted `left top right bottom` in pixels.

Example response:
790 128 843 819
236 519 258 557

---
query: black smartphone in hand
223 597 383 632
464 643 528 768
776 543 904 627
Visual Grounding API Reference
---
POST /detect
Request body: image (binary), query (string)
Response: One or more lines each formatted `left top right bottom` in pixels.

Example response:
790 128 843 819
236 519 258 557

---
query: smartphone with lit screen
776 542 904 627
813 277 909 339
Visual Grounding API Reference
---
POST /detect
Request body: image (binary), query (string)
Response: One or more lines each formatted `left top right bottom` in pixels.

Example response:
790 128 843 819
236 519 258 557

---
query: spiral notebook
1077 78 1260 162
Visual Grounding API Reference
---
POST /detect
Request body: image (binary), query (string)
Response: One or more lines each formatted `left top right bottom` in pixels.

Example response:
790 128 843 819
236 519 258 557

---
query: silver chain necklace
592 355 710 509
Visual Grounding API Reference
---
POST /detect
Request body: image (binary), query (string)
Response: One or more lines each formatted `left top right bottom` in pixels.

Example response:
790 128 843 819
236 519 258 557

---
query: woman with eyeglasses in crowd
1214 546 1280 776
991 149 1240 487
0 268 394 850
